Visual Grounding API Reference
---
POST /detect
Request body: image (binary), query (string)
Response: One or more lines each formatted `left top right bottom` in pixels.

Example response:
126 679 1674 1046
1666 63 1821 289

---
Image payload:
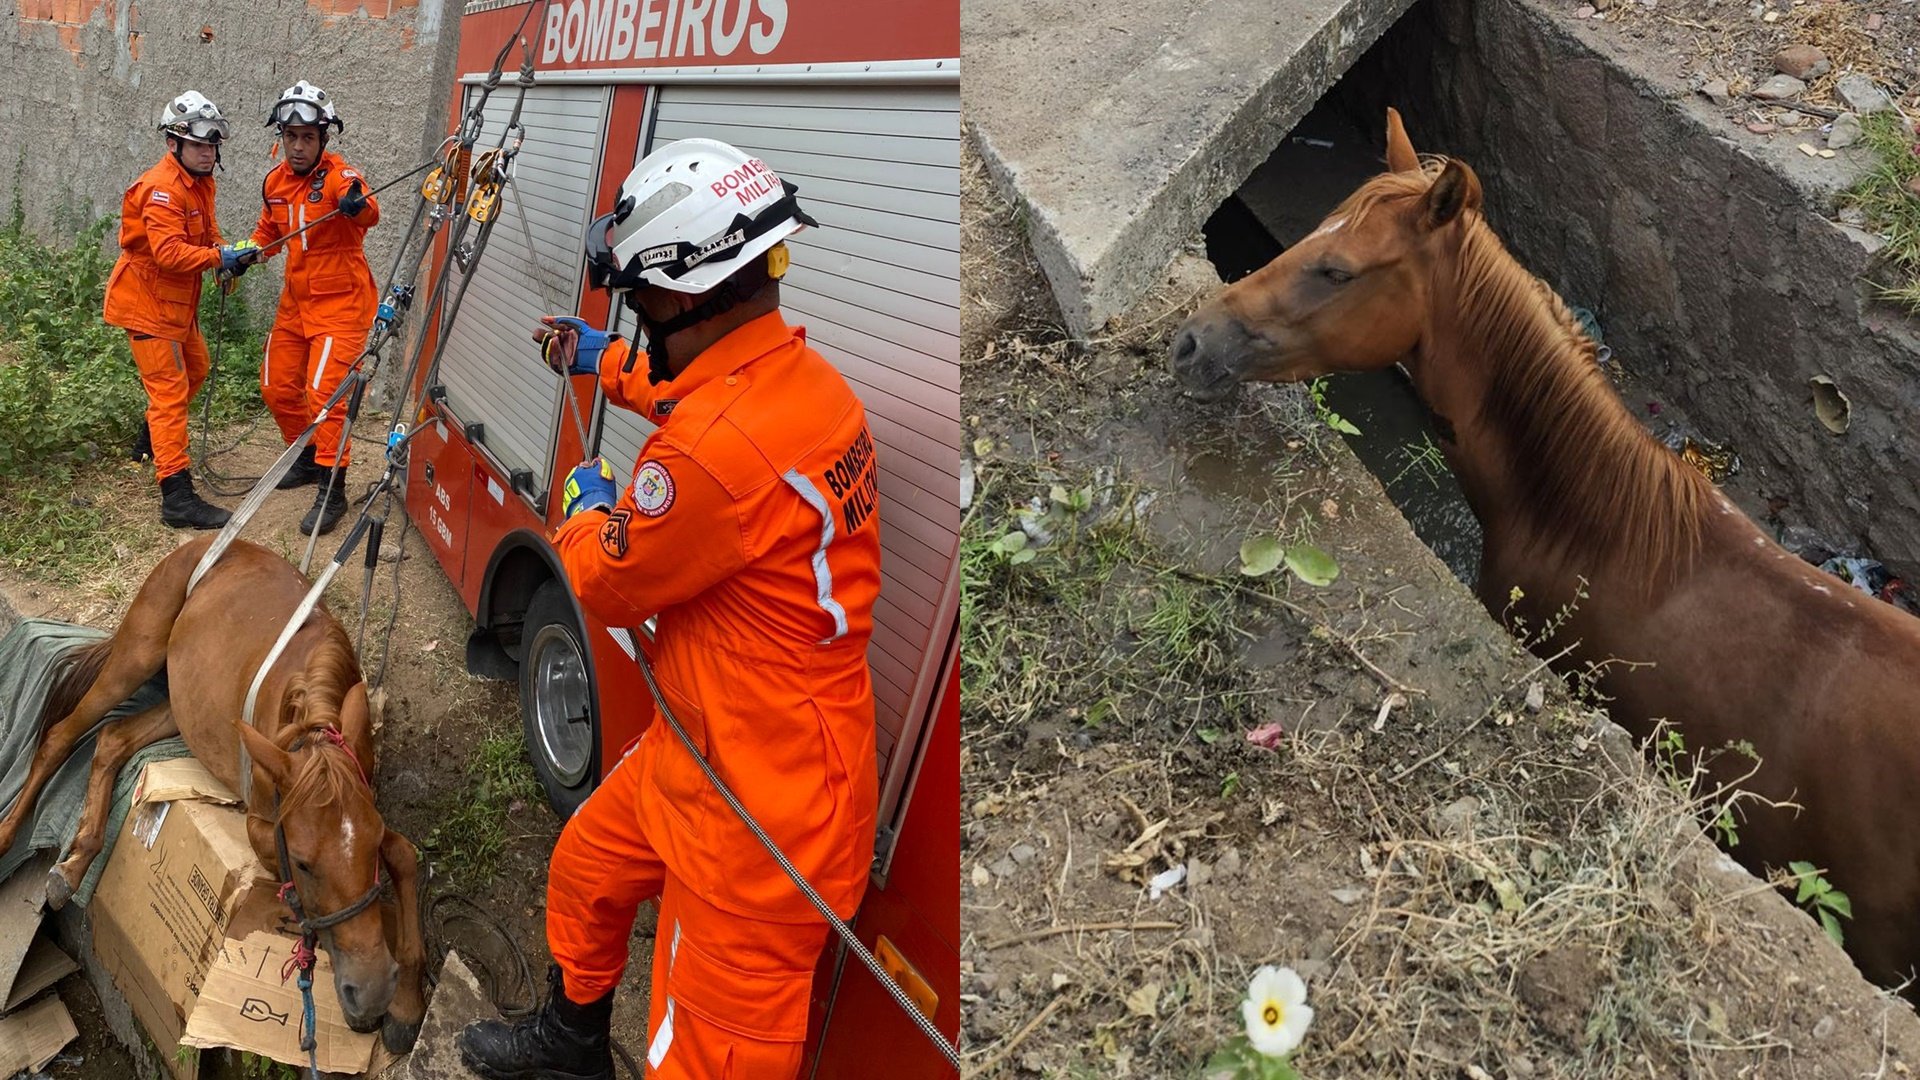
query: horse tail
38 639 114 734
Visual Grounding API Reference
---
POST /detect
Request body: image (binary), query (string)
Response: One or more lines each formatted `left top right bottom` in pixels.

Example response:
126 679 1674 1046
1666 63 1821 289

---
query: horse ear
1422 158 1482 230
1385 107 1420 173
238 723 294 788
339 681 372 747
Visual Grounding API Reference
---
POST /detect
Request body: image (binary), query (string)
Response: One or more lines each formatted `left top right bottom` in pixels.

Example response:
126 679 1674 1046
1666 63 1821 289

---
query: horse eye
1322 267 1354 285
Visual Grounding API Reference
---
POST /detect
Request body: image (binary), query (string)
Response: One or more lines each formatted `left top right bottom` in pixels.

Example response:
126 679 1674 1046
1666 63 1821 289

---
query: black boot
159 471 231 530
130 420 152 463
276 444 324 489
458 966 613 1080
299 465 349 536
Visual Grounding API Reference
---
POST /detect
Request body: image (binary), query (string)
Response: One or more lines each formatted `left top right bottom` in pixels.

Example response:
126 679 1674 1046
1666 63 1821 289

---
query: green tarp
0 618 187 907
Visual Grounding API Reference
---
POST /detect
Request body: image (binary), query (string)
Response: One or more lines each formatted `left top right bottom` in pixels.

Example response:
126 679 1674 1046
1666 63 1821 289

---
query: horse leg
0 554 191 853
46 703 178 910
378 829 426 1053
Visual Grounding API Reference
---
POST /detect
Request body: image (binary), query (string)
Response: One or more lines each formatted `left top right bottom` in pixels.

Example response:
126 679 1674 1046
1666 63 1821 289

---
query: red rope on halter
318 725 371 788
281 935 318 982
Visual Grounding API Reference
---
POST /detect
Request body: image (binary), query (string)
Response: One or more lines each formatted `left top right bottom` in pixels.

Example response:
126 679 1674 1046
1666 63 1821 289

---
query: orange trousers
262 325 362 467
129 331 210 482
546 747 827 1079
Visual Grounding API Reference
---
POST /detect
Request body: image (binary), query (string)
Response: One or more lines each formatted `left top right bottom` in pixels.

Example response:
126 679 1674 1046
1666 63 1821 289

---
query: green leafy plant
1306 377 1360 436
1786 861 1852 946
1239 536 1339 587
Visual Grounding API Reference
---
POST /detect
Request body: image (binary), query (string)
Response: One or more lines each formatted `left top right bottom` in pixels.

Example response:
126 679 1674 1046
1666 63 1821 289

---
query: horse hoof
382 1015 422 1054
45 868 73 911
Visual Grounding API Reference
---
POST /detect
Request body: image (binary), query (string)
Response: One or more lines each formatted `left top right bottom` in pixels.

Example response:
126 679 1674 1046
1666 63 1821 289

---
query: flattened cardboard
92 760 377 1078
132 756 240 806
3 933 79 1012
0 992 79 1074
183 887 378 1074
0 849 54 1012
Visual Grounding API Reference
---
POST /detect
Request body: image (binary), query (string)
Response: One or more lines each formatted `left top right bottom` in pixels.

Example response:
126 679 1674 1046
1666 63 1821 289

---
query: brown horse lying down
0 535 425 1050
1170 108 1920 995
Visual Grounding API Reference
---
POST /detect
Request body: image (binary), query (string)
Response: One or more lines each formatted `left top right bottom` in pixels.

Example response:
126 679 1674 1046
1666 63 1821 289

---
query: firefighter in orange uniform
103 91 261 529
249 81 381 537
458 140 883 1080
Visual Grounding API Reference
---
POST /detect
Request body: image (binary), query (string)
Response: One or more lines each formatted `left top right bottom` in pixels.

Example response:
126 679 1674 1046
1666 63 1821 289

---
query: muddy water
1201 99 1483 584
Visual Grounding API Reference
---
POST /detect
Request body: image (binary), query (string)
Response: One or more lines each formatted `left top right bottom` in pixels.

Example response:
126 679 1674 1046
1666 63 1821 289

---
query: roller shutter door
436 84 609 492
638 82 960 787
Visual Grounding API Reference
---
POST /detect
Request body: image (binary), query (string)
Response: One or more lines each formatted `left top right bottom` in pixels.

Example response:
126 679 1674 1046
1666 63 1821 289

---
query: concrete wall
1332 0 1920 576
1 0 462 324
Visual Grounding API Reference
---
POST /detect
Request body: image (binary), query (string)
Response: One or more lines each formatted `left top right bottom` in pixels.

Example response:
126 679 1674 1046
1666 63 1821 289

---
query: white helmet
158 91 231 144
267 80 343 133
585 138 816 296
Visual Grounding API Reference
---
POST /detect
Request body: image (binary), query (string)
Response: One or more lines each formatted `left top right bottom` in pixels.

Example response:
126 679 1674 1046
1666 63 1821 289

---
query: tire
517 580 598 818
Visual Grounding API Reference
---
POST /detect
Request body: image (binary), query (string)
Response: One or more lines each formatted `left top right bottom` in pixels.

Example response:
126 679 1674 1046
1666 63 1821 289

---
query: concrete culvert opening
1198 0 1920 604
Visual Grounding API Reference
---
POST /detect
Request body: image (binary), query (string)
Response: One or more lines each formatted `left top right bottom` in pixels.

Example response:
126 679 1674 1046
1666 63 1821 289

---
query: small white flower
1241 964 1313 1058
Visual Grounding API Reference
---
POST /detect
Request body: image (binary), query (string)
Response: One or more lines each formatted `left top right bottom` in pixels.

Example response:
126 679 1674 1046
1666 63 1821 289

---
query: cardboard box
0 993 78 1075
91 759 377 1078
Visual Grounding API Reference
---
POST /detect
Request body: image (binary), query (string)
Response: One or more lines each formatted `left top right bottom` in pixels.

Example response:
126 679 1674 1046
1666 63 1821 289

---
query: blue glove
562 458 617 518
542 316 613 376
218 241 260 275
339 179 367 218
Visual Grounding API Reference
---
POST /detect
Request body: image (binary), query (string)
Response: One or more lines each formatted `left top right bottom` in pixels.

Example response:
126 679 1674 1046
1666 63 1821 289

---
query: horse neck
1403 219 1707 597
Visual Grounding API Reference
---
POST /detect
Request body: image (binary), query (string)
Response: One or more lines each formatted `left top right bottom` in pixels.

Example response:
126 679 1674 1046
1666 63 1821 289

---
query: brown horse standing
0 535 425 1050
1171 108 1920 995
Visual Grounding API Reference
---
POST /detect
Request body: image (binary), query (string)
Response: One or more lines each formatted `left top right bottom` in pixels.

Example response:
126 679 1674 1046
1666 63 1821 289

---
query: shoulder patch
340 169 359 180
149 190 171 204
599 507 631 557
632 460 676 518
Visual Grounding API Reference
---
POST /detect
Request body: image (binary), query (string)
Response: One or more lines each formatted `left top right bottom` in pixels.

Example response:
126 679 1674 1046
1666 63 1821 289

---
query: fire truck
399 2 959 1073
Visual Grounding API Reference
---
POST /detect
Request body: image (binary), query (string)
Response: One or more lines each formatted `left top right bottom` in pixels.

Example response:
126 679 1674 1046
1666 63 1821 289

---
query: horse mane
270 627 369 816
1338 156 1710 589
1423 162 1709 589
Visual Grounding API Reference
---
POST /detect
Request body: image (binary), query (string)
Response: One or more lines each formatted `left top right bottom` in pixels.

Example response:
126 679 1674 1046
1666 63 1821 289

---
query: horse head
1170 108 1483 401
238 654 397 1036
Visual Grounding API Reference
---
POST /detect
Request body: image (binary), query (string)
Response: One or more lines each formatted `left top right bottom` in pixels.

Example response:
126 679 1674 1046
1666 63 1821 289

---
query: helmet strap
634 274 757 385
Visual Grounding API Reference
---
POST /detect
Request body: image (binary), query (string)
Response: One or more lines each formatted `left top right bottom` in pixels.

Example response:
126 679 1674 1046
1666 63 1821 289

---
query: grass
1841 110 1920 314
420 722 544 886
0 193 268 579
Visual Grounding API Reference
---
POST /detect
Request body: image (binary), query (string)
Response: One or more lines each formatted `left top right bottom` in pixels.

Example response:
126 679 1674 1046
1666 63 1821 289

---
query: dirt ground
957 133 1920 1077
1574 0 1920 134
0 420 657 1078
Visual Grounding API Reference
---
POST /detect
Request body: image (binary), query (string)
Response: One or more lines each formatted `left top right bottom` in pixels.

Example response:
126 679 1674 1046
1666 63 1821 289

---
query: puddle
1199 99 1483 585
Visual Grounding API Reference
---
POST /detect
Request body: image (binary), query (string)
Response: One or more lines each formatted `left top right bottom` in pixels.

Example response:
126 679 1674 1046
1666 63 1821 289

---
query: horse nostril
339 981 360 1011
1173 329 1198 364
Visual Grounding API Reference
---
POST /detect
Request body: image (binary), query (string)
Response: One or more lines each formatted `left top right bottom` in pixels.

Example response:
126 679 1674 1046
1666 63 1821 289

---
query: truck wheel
518 580 597 817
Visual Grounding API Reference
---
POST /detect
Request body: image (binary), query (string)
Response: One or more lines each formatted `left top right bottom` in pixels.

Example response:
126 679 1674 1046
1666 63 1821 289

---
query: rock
1573 4 1595 15
1753 74 1807 101
1511 1056 1537 1078
1839 204 1869 226
1701 79 1733 106
976 971 1001 994
1214 847 1243 881
1329 886 1365 905
1867 11 1883 31
971 864 992 888
990 856 1018 878
1747 121 1779 135
1828 112 1864 149
1814 1014 1836 1039
397 951 498 1080
1837 73 1893 114
1438 795 1482 836
1524 682 1546 712
1010 842 1038 865
1774 44 1831 80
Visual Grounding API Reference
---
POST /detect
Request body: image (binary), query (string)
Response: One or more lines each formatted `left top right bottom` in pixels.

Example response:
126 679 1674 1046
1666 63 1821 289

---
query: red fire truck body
401 3 959 1072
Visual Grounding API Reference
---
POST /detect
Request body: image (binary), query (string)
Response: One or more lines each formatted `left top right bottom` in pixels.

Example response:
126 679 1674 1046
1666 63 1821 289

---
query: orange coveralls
101 153 223 483
548 311 883 1078
249 150 381 468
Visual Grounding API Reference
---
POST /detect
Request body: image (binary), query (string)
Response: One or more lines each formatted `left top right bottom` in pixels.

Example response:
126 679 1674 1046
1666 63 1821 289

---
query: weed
1840 111 1920 314
1387 434 1448 491
234 1050 299 1080
1305 377 1360 436
1784 861 1853 946
421 727 543 885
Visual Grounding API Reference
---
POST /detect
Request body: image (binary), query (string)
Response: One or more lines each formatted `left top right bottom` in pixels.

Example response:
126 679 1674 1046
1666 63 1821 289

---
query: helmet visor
173 116 231 143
